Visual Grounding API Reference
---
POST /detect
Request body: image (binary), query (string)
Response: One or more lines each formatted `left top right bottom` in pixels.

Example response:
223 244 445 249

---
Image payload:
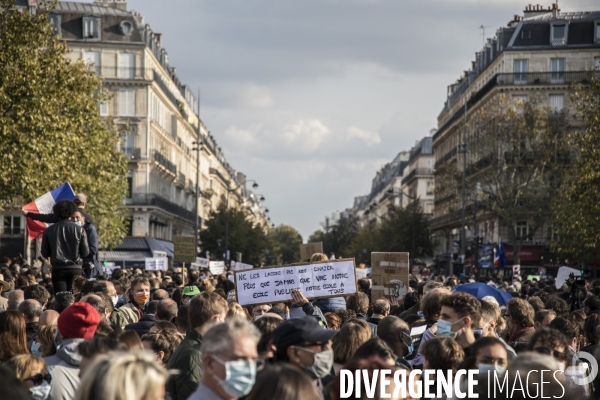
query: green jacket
109 310 128 329
165 329 203 400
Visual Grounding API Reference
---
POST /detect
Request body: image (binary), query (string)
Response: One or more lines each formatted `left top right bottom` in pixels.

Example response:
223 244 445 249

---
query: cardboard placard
145 257 168 271
300 242 324 261
174 235 196 263
209 261 226 275
234 258 357 306
355 268 371 280
371 252 410 301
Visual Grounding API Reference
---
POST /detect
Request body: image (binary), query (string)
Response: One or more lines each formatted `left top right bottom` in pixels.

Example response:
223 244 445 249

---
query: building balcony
401 168 434 185
434 71 597 144
126 194 196 222
90 67 149 81
209 167 230 185
121 147 141 160
153 150 177 176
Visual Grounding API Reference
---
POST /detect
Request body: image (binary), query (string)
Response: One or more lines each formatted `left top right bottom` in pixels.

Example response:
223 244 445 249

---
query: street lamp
387 187 418 261
192 140 205 259
225 179 259 266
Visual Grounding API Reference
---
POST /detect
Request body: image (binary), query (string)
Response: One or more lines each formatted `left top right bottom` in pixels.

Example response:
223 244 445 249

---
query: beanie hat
58 302 101 339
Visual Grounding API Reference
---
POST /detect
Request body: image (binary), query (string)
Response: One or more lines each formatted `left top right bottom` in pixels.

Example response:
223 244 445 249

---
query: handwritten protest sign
231 261 254 271
145 257 168 271
209 261 226 275
234 259 357 306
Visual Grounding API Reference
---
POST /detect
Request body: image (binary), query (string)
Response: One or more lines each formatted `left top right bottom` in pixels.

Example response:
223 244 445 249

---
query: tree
378 202 434 259
0 1 128 248
463 95 570 264
267 224 303 265
199 205 270 267
345 221 380 265
552 73 600 263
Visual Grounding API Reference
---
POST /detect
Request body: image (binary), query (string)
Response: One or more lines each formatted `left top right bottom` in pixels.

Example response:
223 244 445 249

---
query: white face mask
111 296 118 306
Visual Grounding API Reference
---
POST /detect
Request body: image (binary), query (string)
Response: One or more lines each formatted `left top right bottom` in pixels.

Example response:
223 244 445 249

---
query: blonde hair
75 351 168 400
5 354 46 380
227 302 246 319
37 325 57 357
310 253 328 262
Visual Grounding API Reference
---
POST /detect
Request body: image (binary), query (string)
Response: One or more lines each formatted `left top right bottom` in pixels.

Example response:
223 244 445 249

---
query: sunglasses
534 347 566 361
25 373 51 386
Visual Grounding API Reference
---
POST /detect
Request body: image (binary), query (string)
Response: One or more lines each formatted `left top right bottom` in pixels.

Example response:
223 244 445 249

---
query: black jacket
28 207 95 226
82 222 101 278
41 220 89 268
124 314 156 338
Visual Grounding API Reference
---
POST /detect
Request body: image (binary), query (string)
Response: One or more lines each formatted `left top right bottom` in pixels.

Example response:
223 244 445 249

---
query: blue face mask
417 311 424 318
30 381 51 400
437 318 465 339
31 341 42 357
212 356 257 397
479 363 506 377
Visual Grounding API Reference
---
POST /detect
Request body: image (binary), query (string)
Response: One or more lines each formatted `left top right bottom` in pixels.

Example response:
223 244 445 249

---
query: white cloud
224 126 257 146
347 126 381 146
282 119 330 154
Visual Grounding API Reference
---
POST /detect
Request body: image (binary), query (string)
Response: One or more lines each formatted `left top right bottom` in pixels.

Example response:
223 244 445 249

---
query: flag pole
24 225 31 265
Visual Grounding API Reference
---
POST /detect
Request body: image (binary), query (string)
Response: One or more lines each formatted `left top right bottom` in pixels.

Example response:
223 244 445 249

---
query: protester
45 302 101 400
346 292 377 337
36 325 57 357
367 298 390 325
0 310 30 363
332 318 371 373
141 328 184 365
438 292 481 356
116 277 150 325
53 291 75 313
272 316 337 395
117 329 144 351
24 284 51 309
72 210 101 279
187 317 260 400
245 363 321 400
75 351 167 400
77 336 128 377
254 315 283 360
377 315 414 368
181 285 200 305
124 299 158 337
18 298 42 345
166 291 228 400
8 289 25 311
4 354 51 399
507 297 536 352
0 274 9 310
352 337 397 366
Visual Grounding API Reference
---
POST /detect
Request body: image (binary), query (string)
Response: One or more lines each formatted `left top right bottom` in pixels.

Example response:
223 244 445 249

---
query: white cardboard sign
231 261 254 271
556 266 581 289
355 268 371 280
145 257 168 271
234 259 357 306
209 261 226 275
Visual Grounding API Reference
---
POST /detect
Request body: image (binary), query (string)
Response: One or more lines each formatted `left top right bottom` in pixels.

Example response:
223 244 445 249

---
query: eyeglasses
24 373 51 386
534 347 566 361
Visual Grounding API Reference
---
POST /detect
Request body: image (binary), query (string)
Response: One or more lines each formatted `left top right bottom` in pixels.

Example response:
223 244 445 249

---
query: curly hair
52 200 77 220
544 296 570 318
507 298 535 328
141 329 184 365
528 328 569 354
439 292 481 326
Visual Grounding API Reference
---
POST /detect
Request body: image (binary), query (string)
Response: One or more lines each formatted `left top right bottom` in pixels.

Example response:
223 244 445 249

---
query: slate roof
55 1 131 16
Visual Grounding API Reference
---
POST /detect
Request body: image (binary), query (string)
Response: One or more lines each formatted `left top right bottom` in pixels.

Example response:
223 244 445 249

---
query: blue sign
478 244 494 268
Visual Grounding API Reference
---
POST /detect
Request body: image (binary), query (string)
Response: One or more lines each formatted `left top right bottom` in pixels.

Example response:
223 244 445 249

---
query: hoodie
44 338 84 400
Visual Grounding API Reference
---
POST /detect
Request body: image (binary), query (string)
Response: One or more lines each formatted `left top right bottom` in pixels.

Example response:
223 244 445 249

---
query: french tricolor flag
23 183 75 239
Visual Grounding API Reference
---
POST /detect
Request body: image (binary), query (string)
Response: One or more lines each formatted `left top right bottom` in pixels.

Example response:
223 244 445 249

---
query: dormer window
594 20 600 44
550 22 568 46
82 16 101 40
49 14 61 35
119 21 133 36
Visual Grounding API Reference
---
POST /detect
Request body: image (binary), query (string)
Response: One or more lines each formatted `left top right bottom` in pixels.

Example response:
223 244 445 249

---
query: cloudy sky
127 0 592 240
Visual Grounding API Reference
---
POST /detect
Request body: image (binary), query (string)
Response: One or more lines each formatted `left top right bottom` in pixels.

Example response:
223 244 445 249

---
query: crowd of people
0 198 599 399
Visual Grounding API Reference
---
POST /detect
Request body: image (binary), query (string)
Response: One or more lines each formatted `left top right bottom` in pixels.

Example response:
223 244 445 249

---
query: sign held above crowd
371 252 409 302
299 242 323 261
234 258 357 306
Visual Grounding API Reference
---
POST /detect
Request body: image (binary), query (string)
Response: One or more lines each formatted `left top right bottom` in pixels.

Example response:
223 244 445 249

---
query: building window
84 51 100 75
521 30 531 40
426 181 434 196
549 94 564 112
3 215 21 235
515 221 530 240
126 175 133 198
99 100 108 116
514 59 528 84
49 14 61 35
118 53 135 79
82 17 101 40
550 58 566 84
595 22 600 44
595 57 600 70
550 23 567 46
119 89 135 116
